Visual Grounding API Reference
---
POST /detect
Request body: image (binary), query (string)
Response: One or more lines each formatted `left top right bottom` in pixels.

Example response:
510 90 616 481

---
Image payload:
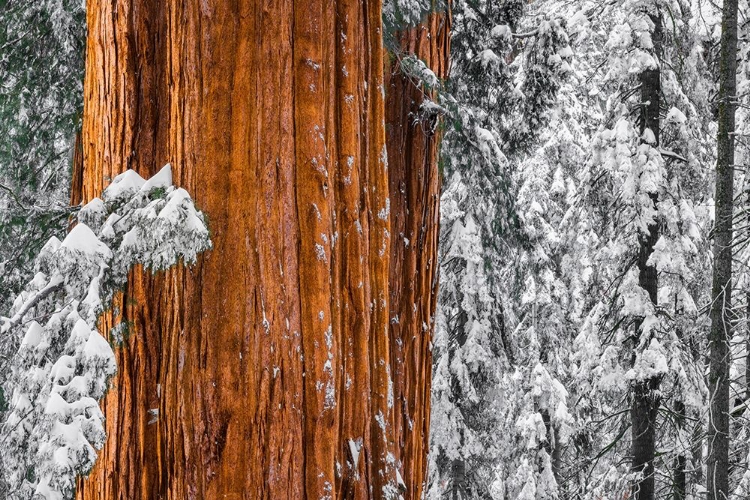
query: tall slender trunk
450 455 467 500
708 0 738 497
449 295 469 500
74 1 444 498
673 309 687 500
673 398 686 500
746 293 750 403
631 12 662 500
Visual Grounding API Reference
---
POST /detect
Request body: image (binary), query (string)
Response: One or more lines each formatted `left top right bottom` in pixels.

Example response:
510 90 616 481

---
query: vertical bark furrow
334 1 375 497
76 0 441 499
293 0 339 496
385 10 450 500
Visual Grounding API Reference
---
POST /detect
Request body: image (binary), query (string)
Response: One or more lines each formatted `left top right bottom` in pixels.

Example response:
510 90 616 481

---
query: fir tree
0 0 85 312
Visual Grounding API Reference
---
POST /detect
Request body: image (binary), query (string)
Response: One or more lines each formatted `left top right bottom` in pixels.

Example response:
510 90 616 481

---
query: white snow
1 164 210 499
102 169 146 201
141 163 173 191
61 223 111 259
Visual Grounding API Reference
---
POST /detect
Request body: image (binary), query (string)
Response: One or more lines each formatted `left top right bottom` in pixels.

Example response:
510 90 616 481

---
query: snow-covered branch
0 165 211 500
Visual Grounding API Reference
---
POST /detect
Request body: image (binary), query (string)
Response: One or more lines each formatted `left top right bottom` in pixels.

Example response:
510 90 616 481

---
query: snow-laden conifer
427 1 572 497
0 165 211 500
0 0 86 311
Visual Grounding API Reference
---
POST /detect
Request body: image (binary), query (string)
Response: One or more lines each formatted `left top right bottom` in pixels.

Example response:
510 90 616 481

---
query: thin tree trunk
450 456 467 500
672 294 687 500
746 292 750 403
673 398 686 500
449 325 468 500
74 0 443 498
632 379 660 500
673 306 688 500
708 0 738 497
631 12 662 500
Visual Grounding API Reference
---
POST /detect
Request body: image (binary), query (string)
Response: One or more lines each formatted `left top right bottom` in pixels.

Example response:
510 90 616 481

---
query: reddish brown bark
74 1 445 499
385 12 450 500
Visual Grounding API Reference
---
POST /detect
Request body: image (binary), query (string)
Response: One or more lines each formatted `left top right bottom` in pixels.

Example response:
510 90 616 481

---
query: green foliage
0 0 85 311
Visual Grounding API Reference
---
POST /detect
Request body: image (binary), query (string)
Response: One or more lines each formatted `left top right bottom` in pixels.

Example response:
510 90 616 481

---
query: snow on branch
0 165 211 500
658 148 688 163
398 54 441 90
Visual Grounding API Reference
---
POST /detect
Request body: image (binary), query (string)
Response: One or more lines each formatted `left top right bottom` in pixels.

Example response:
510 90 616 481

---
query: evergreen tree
0 166 211 499
428 0 571 497
707 0 739 497
429 1 716 499
560 1 714 498
0 0 85 312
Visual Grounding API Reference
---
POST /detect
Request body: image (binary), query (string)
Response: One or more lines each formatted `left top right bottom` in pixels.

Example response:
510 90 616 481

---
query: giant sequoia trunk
74 1 446 499
707 0 738 498
385 11 449 500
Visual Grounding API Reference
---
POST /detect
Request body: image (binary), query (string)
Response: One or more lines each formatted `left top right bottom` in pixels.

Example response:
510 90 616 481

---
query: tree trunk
74 1 444 498
631 12 662 500
631 379 659 500
746 292 750 403
673 318 687 500
385 10 450 500
708 0 738 497
673 398 686 500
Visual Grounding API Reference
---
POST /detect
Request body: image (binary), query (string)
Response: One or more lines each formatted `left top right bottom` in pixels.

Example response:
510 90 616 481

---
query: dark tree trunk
450 450 467 500
631 12 662 500
631 379 660 500
673 398 686 500
448 306 467 498
707 0 738 497
746 293 750 403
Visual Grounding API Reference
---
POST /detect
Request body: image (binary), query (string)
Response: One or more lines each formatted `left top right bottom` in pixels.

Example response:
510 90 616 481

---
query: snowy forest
1 0 750 499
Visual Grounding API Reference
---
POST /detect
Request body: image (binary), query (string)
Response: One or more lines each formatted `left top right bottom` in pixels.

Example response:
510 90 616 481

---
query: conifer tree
0 0 85 311
707 0 739 498
65 0 449 498
631 9 662 500
428 0 571 497
527 1 713 498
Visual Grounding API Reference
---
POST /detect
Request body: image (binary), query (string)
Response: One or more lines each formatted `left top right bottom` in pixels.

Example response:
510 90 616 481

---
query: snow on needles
0 165 211 500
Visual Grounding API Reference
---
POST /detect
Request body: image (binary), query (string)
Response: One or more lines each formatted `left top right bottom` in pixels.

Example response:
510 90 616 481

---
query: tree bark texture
385 11 449 500
708 0 738 497
74 1 444 499
631 12 662 500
